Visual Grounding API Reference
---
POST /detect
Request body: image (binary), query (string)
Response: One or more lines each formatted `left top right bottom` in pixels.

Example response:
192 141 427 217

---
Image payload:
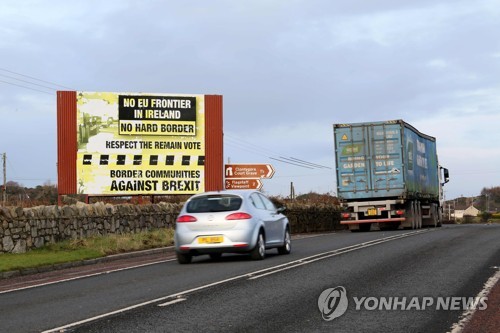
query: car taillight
225 212 252 220
395 210 405 216
177 215 197 223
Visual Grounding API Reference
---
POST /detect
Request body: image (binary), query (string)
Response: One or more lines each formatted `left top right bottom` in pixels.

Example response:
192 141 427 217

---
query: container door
335 124 371 198
368 123 405 195
335 122 405 200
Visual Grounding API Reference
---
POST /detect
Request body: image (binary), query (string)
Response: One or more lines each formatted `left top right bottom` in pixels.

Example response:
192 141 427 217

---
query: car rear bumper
175 229 258 254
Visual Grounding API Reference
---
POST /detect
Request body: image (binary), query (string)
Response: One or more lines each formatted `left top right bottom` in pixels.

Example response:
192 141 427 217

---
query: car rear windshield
186 195 243 213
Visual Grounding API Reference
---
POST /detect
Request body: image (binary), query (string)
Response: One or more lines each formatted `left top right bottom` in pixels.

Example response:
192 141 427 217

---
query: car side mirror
277 206 286 214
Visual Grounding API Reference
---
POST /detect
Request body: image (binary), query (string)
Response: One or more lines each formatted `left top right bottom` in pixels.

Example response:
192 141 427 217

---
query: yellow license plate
198 236 223 244
367 208 377 216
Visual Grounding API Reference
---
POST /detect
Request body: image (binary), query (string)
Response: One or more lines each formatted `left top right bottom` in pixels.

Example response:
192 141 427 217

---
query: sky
1 0 499 200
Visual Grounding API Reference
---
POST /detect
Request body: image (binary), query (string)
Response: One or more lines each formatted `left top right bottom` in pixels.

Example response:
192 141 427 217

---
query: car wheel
277 228 291 255
176 252 192 264
250 232 265 260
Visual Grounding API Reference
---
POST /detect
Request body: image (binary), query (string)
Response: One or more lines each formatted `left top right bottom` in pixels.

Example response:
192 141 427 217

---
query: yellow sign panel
76 92 205 195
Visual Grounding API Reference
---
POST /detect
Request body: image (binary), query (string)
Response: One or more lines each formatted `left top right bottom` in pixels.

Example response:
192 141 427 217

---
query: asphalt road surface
0 224 498 333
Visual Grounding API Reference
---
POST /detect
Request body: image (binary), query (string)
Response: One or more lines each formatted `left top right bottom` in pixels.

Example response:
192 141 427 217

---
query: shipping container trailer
333 119 449 231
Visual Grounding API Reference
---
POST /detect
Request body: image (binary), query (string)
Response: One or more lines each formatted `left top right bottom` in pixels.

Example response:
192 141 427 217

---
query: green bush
480 212 493 222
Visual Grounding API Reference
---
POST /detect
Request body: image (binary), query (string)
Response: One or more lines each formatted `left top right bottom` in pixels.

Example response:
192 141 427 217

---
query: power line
225 138 268 156
0 73 57 91
279 156 332 169
225 140 314 169
0 79 53 95
269 157 314 169
225 133 332 169
225 135 278 156
0 67 73 90
225 140 318 169
0 67 75 96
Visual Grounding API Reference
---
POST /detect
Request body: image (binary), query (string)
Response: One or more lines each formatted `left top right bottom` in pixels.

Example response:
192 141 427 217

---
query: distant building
463 205 480 217
451 205 480 219
452 210 465 219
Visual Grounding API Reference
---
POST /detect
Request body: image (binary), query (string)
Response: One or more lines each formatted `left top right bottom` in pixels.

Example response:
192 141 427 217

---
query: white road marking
158 297 187 307
0 259 175 295
42 229 430 333
247 229 429 280
448 268 500 333
41 270 265 333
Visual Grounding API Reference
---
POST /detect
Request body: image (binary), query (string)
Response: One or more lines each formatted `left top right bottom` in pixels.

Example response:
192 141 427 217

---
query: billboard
76 92 205 195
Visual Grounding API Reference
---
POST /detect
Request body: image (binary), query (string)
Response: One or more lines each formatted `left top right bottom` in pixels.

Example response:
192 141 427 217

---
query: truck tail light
177 215 197 223
395 210 405 216
226 212 252 220
341 213 352 219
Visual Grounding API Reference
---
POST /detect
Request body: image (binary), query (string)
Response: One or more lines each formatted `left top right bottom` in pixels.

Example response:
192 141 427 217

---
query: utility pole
2 153 6 206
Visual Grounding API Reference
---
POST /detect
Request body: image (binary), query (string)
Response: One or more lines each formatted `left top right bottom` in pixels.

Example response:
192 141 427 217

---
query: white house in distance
453 205 480 219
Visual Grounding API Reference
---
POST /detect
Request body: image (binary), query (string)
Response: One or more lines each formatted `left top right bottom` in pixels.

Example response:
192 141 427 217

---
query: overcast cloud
1 0 499 199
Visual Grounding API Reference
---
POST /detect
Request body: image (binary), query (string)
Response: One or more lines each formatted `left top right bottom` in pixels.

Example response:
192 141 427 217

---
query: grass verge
0 228 174 273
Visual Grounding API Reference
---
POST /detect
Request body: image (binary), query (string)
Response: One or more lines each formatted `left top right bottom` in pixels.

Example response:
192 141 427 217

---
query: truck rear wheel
349 224 361 232
416 201 422 229
437 208 443 227
410 201 417 229
403 201 419 230
430 204 438 228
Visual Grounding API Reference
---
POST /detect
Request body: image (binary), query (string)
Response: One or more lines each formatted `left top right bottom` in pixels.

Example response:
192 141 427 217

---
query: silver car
174 190 291 264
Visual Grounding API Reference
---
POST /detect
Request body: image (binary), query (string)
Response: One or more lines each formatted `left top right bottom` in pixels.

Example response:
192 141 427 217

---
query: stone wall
0 201 343 254
285 204 343 233
0 202 181 254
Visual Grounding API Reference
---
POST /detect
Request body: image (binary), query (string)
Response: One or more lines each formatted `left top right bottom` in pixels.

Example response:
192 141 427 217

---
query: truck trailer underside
340 198 442 231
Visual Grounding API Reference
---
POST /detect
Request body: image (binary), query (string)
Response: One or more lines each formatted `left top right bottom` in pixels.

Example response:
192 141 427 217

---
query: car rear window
186 195 242 213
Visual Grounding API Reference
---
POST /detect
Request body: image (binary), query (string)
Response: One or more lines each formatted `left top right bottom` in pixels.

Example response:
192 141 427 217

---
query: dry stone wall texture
0 202 342 254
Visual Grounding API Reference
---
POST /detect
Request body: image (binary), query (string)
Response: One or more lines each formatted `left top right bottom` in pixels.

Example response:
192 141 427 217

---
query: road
0 224 499 333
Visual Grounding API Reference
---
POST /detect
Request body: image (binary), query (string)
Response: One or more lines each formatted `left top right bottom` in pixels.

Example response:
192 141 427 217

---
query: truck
333 120 449 231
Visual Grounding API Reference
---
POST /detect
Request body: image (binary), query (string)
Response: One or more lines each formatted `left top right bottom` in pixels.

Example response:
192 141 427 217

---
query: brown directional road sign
224 164 275 179
225 178 263 190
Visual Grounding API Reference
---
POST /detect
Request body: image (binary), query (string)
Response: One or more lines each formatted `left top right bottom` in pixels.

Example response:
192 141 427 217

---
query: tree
2 182 58 207
477 187 500 212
